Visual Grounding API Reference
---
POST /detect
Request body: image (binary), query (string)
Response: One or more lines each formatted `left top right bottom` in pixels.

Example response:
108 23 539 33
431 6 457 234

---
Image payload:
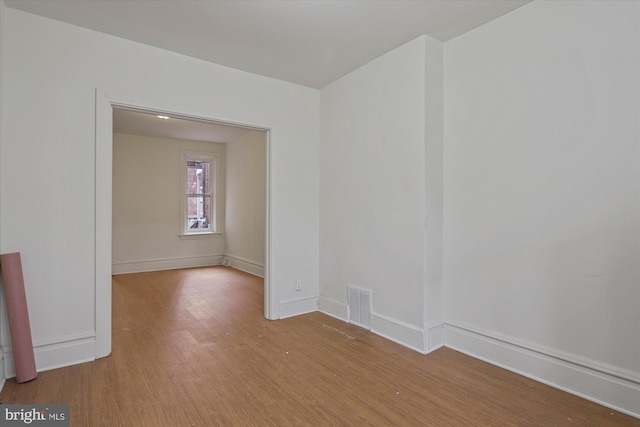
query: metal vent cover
348 285 372 330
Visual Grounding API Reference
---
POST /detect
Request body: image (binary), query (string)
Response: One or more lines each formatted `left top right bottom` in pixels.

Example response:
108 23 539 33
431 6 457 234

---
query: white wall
319 35 444 352
112 133 226 274
444 0 640 416
0 7 319 375
225 131 266 277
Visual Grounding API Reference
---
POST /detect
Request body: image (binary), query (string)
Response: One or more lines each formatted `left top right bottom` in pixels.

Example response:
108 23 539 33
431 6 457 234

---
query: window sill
179 231 222 239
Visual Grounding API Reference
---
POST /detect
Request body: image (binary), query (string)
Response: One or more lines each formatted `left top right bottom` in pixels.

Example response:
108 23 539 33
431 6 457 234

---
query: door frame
95 90 273 358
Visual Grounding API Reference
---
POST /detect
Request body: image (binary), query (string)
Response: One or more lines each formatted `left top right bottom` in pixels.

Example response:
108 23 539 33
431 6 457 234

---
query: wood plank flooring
1 267 638 426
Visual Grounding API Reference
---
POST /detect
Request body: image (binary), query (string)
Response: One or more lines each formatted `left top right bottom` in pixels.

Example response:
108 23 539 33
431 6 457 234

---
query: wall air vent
348 285 372 330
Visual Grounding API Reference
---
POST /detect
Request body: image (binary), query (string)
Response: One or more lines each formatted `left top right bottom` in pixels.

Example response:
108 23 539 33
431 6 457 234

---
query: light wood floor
1 267 638 426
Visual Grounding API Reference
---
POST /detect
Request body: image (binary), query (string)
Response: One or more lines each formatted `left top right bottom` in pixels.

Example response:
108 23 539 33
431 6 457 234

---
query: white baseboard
224 255 264 277
2 333 96 379
279 296 318 319
444 323 640 419
371 312 427 354
112 255 224 274
317 296 443 355
318 295 348 321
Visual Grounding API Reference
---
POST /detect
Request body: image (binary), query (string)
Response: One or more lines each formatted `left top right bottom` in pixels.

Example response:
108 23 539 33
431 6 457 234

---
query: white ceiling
5 0 530 89
113 109 255 144
6 0 530 142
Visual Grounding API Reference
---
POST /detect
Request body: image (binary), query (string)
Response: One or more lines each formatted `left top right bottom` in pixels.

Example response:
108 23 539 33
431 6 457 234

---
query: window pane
186 195 212 230
187 160 210 194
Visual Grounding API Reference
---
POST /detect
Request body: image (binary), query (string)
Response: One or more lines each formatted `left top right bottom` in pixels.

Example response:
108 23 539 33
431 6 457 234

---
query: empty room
0 0 638 425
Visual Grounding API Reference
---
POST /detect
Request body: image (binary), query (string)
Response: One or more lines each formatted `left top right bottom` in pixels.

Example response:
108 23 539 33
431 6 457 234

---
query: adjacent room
111 108 267 280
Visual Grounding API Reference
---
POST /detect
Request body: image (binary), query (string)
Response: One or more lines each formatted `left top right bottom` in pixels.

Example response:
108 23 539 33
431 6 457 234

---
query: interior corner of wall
318 295 348 321
425 322 445 353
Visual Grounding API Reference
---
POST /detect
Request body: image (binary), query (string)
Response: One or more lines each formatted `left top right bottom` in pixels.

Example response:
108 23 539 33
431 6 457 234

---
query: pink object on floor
0 252 37 383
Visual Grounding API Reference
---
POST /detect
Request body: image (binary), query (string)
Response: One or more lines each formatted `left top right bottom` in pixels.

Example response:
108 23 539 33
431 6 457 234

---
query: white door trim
94 89 274 358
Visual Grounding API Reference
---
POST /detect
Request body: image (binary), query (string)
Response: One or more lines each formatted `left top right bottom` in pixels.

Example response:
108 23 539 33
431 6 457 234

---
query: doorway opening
95 91 273 358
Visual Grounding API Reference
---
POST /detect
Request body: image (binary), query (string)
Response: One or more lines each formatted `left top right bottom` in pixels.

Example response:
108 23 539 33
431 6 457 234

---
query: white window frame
180 151 222 236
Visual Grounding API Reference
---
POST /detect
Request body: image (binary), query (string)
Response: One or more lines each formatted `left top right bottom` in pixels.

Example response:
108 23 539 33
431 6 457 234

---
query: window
181 152 220 235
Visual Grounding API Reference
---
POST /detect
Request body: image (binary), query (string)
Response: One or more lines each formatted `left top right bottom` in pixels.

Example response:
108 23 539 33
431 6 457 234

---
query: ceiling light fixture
156 115 170 120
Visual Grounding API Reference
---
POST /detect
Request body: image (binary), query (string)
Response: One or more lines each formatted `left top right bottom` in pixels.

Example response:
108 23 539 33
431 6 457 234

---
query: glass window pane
187 160 210 194
186 195 211 230
201 161 210 194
